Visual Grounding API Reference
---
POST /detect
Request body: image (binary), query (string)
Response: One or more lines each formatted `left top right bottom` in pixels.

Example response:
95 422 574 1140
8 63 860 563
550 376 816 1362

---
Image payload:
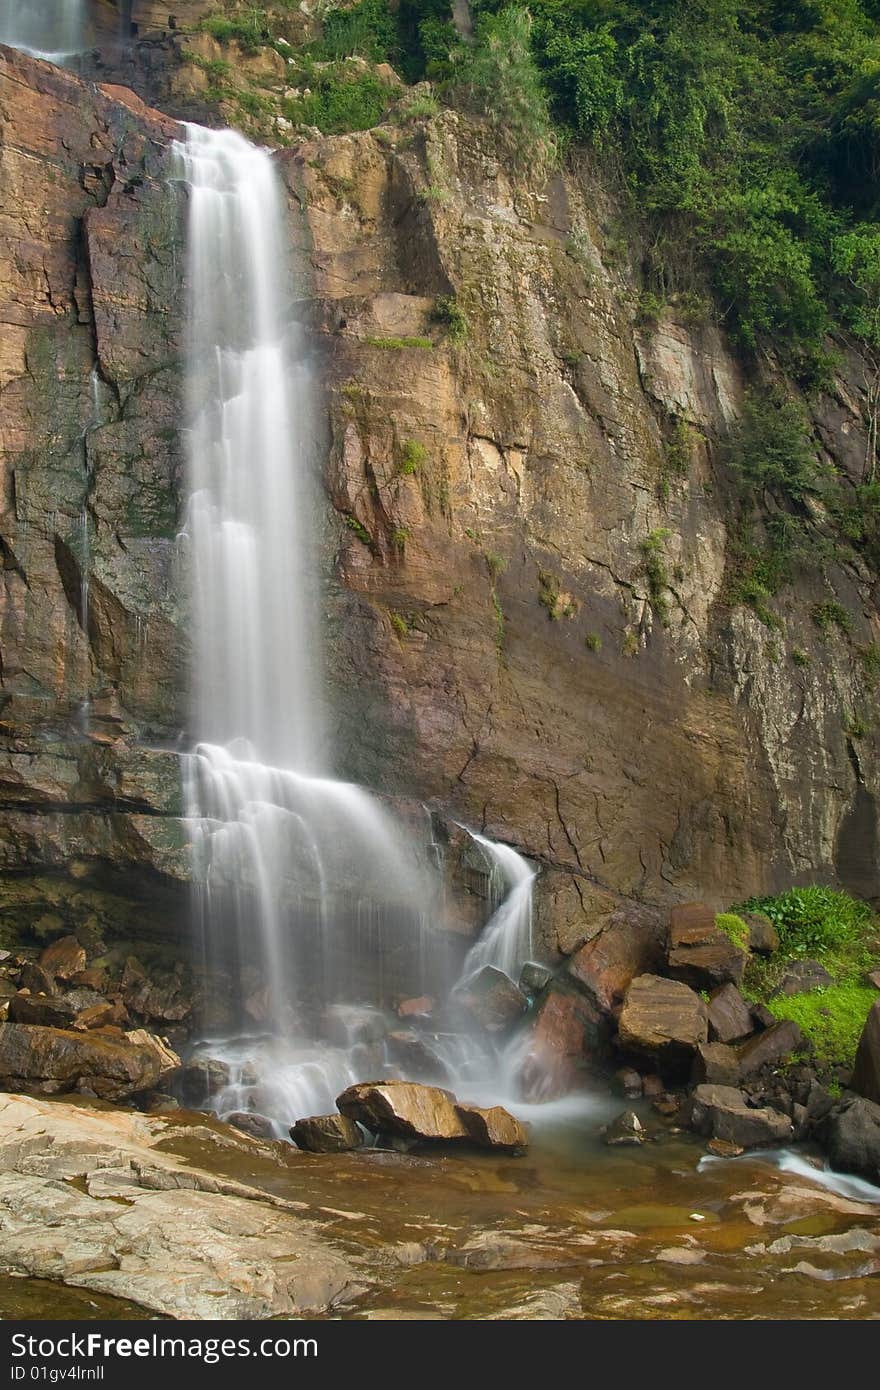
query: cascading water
462 833 535 979
0 0 86 61
177 126 448 1129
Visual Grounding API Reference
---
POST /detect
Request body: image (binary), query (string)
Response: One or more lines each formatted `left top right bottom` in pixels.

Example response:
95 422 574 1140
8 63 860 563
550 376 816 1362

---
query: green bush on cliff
739 885 875 963
446 8 556 169
282 66 394 133
716 912 749 950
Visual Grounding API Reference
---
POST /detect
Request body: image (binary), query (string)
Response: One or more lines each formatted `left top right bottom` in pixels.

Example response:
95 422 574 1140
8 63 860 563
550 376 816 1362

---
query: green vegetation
198 9 270 53
484 551 507 582
431 295 469 344
791 647 810 667
658 419 693 503
740 885 874 961
446 8 556 169
811 599 852 636
767 983 877 1070
399 439 428 474
639 528 671 625
282 66 394 134
366 335 434 350
538 568 576 620
343 513 373 546
585 631 602 652
715 912 749 951
389 610 409 638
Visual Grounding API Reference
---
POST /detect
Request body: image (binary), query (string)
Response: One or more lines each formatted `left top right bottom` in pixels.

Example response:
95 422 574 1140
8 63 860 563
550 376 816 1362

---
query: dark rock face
706 983 753 1043
742 913 779 955
290 1114 363 1153
852 1000 880 1105
773 960 833 996
667 904 747 989
451 965 528 1033
737 1020 806 1076
818 1095 880 1184
691 1042 741 1087
688 1083 793 1148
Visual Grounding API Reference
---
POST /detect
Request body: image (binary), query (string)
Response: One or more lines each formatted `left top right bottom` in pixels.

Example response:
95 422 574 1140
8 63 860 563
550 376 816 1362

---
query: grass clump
811 600 852 637
585 632 602 653
399 439 427 475
767 983 877 1071
282 67 394 134
716 912 749 951
366 335 433 350
431 295 468 344
639 528 671 626
344 514 373 547
739 885 874 961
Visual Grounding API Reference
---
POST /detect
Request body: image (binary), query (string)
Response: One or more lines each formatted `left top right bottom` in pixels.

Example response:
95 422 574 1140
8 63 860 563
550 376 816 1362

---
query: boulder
71 1002 119 1031
178 1057 231 1107
17 963 57 996
817 1095 880 1184
867 969 880 990
742 912 779 955
38 936 86 981
852 999 880 1105
750 1002 776 1031
706 983 753 1043
518 961 553 995
691 1042 741 1087
604 1109 646 1146
452 966 528 1033
385 1029 450 1082
737 1019 806 1076
224 1111 276 1140
120 956 192 1023
688 1083 793 1148
0 1023 180 1100
617 974 708 1070
336 1080 527 1152
667 903 747 989
8 993 78 1028
611 1066 643 1098
566 906 665 1013
290 1114 363 1152
517 986 606 1101
397 996 434 1019
455 1102 528 1153
773 960 832 996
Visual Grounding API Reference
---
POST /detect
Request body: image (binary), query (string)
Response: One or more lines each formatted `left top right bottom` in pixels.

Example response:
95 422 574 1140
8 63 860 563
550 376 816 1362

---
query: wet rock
707 983 753 1043
617 974 708 1069
691 1042 741 1087
707 1137 744 1157
667 903 747 989
323 1004 388 1047
119 957 192 1024
519 961 553 995
651 1094 680 1118
397 996 434 1019
852 999 880 1104
517 986 607 1101
224 1111 276 1140
452 965 528 1033
0 1023 180 1100
688 1083 793 1148
611 1066 643 1098
773 960 832 996
455 1102 528 1153
446 1232 576 1271
750 1002 776 1031
71 1002 118 1031
804 1078 836 1128
566 905 665 1013
642 1073 665 1098
386 1029 450 1082
290 1114 364 1152
17 963 57 996
818 1095 880 1184
742 912 779 955
38 937 87 982
178 1058 232 1107
737 1020 806 1076
8 993 78 1028
604 1109 646 1146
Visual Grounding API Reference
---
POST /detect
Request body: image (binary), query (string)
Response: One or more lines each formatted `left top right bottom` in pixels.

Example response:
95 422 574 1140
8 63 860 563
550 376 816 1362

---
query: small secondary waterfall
177 125 549 1131
0 0 86 60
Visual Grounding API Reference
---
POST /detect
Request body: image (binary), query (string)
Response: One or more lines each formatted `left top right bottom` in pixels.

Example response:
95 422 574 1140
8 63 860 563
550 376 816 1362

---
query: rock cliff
0 40 877 969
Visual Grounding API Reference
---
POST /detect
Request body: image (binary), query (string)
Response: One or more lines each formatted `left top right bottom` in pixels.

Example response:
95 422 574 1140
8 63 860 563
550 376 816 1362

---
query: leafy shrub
431 295 468 344
723 389 819 506
399 439 427 475
282 68 394 134
738 886 874 959
447 8 555 170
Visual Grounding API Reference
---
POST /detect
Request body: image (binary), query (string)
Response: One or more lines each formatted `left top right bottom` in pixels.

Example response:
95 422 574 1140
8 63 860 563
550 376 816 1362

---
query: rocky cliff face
0 43 876 969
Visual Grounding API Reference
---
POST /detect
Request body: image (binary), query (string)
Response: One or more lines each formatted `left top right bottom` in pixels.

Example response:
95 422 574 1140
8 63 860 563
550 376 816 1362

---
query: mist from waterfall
0 0 86 61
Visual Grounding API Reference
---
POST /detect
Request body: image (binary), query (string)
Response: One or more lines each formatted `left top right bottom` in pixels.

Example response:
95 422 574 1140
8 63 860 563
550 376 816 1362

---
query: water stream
0 0 86 62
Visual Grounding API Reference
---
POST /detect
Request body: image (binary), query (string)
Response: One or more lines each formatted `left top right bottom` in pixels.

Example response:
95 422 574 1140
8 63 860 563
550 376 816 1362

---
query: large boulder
742 912 779 955
336 1080 527 1152
691 1042 741 1086
8 993 78 1028
852 1000 880 1105
617 974 708 1070
0 1023 180 1100
290 1114 364 1153
119 956 192 1024
706 983 753 1043
566 905 665 1014
817 1095 880 1184
452 966 528 1033
666 903 747 989
178 1057 231 1107
688 1083 793 1148
737 1019 806 1076
517 985 606 1101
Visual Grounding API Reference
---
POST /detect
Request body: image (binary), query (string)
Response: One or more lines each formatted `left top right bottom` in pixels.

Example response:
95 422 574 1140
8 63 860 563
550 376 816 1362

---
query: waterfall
177 126 441 1129
0 0 86 60
462 832 536 981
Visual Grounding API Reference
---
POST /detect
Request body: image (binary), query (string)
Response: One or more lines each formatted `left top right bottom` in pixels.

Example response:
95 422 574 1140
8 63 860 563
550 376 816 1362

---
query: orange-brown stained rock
38 937 86 981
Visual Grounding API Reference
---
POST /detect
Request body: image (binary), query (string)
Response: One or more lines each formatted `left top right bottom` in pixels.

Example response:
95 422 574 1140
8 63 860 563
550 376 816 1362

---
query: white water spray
462 832 536 981
0 0 86 61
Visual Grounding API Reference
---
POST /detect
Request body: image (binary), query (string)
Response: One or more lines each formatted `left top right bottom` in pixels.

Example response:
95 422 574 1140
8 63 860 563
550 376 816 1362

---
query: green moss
343 514 373 547
537 568 576 620
431 295 468 344
366 335 433 350
389 611 409 638
399 439 427 475
791 647 810 667
391 526 410 548
811 600 852 637
767 984 877 1070
484 551 507 582
716 912 750 951
585 632 602 652
639 528 672 626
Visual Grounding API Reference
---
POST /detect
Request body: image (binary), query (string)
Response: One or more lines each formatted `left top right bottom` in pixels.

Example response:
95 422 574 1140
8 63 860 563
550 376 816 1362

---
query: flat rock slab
618 973 708 1061
667 903 747 989
0 1093 365 1320
337 1080 528 1152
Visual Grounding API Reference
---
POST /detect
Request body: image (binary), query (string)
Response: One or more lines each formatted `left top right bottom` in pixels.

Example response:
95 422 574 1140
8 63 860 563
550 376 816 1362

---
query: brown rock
617 974 708 1066
707 1137 744 1157
603 1109 646 1146
397 996 434 1018
17 963 57 996
667 903 747 989
290 1114 364 1152
750 1002 776 1031
566 905 665 1013
455 1102 528 1153
38 937 87 982
691 1041 741 1086
71 1002 117 1031
737 1019 806 1075
0 1023 180 1099
867 969 880 989
773 960 832 996
688 1083 793 1148
452 966 528 1033
852 1000 880 1105
178 1058 232 1107
642 1073 665 1098
517 986 607 1101
742 912 779 955
8 994 78 1028
224 1111 276 1140
611 1066 643 1098
707 983 754 1043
